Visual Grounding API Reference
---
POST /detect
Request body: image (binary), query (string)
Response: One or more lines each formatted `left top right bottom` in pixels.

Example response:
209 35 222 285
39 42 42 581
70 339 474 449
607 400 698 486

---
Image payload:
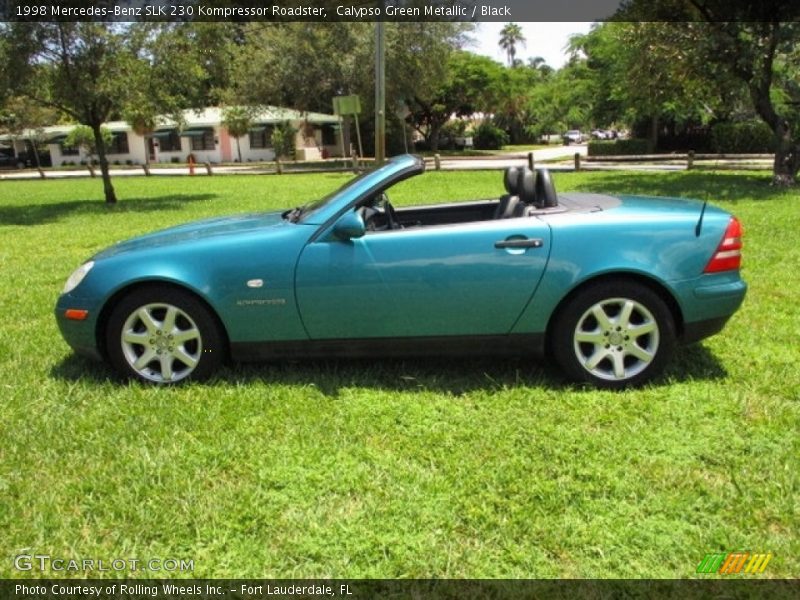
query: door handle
494 238 544 249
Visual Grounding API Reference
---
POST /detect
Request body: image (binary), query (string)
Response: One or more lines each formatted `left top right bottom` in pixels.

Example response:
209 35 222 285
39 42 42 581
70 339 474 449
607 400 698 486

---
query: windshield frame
295 155 424 228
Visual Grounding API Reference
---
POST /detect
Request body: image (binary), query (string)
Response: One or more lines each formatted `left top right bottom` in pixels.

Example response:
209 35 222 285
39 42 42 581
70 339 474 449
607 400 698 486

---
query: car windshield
283 169 378 224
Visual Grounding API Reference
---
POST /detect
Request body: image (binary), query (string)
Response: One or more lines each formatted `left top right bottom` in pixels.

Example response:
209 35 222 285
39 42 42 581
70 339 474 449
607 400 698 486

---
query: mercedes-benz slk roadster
56 155 746 388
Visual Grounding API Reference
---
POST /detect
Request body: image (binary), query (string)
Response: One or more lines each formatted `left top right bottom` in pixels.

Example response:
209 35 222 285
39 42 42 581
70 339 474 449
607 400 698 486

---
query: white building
1 106 344 167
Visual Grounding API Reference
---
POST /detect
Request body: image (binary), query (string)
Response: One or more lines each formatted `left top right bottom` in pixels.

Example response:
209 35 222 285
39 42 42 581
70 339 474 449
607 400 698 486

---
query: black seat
493 167 522 219
513 167 558 215
512 168 538 217
535 168 558 208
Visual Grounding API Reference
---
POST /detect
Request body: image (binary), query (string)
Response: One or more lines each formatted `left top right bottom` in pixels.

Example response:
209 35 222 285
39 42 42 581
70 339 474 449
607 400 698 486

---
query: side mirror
332 211 366 240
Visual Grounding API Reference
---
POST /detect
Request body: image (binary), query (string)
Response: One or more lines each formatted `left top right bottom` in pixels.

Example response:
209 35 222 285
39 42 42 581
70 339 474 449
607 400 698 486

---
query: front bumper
54 295 103 361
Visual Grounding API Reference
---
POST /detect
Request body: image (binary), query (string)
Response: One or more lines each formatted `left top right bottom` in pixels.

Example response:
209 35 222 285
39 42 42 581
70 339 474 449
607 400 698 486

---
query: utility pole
374 19 386 165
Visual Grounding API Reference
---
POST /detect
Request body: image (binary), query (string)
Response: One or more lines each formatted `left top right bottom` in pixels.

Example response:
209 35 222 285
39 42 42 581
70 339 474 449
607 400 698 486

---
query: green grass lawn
0 169 797 579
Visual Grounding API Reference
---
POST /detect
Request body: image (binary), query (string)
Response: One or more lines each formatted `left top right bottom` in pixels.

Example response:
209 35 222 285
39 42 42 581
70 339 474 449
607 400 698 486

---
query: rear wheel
105 286 224 384
551 280 675 388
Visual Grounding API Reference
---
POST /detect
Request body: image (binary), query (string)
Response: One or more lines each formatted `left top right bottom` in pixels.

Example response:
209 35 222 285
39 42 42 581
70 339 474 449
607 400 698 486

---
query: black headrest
535 168 558 208
518 168 537 205
503 167 521 194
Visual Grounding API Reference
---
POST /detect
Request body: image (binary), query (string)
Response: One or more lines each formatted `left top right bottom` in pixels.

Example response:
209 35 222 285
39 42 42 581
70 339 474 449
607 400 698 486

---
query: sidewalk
2 145 769 179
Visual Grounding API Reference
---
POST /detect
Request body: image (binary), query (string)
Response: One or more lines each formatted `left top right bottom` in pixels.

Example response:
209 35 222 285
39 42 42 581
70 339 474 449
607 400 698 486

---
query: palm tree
127 111 157 169
528 56 546 70
222 105 254 163
499 23 526 67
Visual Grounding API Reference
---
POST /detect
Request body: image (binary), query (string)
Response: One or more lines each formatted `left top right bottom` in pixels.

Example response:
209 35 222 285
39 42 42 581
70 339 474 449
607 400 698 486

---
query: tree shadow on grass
0 193 219 226
51 343 727 397
565 170 791 204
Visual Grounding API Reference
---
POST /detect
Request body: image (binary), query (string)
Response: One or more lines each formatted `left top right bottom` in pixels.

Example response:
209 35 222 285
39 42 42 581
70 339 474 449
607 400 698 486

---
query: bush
588 139 649 156
438 120 468 150
711 121 775 153
472 121 509 150
271 121 297 159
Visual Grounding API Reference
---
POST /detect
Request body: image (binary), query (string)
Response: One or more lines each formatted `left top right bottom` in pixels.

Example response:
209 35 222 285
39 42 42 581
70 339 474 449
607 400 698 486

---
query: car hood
94 210 288 259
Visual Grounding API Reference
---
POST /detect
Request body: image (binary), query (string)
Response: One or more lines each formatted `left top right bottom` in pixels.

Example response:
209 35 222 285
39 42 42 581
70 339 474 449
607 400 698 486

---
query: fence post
434 153 441 171
352 155 359 173
687 150 695 170
574 152 581 171
528 152 535 170
204 161 212 176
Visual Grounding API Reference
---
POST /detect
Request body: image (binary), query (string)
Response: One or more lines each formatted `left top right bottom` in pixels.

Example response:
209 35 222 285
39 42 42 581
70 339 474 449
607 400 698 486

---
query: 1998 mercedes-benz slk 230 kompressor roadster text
56 154 746 388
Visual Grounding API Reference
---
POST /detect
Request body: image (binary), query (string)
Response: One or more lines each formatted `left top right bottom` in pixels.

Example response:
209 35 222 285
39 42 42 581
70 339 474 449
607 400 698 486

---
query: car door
295 212 552 340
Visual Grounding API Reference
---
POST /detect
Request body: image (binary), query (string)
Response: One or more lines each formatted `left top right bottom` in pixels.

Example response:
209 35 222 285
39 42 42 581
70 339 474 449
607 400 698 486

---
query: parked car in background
591 130 620 140
562 130 585 145
0 152 26 170
56 155 746 389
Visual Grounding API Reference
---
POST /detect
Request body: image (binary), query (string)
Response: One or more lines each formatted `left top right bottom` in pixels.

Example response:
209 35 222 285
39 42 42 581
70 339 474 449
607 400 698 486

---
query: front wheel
551 281 676 389
105 286 225 384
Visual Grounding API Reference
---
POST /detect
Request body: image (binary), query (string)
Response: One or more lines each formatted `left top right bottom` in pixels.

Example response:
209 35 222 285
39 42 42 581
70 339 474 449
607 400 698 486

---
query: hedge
710 121 775 154
587 139 649 156
472 122 509 150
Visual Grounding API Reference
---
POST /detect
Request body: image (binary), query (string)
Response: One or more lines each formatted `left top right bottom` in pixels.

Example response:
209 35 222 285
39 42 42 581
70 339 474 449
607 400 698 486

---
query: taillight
704 217 743 273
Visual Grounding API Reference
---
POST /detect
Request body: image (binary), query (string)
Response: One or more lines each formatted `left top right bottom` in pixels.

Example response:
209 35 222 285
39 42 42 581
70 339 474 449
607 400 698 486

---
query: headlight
62 261 94 294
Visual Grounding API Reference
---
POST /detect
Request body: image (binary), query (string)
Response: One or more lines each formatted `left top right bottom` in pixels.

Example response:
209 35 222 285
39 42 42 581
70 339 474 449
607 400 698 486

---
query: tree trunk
29 138 41 169
429 127 440 152
647 114 659 154
236 138 242 163
746 63 797 186
143 136 151 168
92 123 117 204
771 121 798 186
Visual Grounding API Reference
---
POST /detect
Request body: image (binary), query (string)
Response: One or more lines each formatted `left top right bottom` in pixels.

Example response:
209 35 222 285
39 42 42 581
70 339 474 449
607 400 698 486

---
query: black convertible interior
361 166 563 231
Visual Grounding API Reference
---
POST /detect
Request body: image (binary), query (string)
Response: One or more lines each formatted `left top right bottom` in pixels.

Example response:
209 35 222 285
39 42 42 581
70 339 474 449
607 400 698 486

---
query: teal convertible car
56 154 746 388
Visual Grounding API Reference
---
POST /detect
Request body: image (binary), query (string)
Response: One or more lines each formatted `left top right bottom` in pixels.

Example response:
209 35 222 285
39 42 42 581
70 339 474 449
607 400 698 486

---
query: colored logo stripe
697 552 772 574
697 554 727 574
744 553 772 574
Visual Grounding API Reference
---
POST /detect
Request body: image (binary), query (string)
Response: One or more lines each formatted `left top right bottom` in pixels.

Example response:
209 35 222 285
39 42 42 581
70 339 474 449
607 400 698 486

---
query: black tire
105 286 225 384
551 280 676 389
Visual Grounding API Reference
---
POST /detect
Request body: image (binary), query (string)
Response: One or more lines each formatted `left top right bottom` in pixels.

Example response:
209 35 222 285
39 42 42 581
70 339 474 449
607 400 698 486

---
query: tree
230 23 371 115
406 51 503 151
64 124 113 165
270 121 296 161
493 61 549 144
1 23 210 203
0 96 60 169
499 23 526 68
124 104 159 169
686 17 800 185
615 1 800 185
0 23 147 203
229 22 473 156
121 24 209 169
221 106 254 163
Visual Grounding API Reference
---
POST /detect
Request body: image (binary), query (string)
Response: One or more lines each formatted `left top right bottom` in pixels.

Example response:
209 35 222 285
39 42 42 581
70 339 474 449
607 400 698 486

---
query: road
0 145 589 180
436 144 587 171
